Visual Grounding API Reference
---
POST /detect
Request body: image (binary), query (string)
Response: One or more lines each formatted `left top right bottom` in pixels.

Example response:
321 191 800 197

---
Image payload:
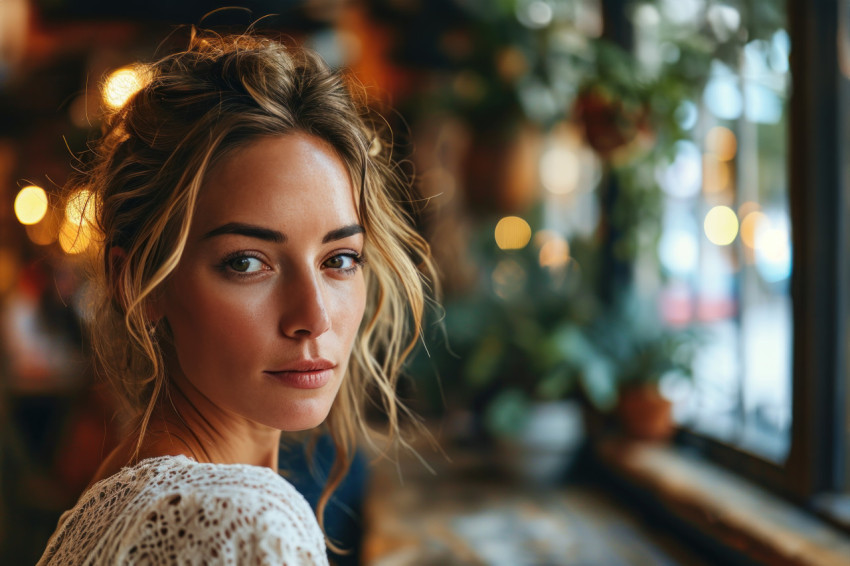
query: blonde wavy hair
74 30 436 535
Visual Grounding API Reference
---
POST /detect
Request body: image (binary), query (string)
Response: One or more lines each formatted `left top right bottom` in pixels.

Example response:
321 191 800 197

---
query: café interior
1 0 849 564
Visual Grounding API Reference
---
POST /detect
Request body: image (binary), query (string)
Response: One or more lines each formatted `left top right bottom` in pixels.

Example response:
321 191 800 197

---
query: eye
227 256 265 273
323 253 363 272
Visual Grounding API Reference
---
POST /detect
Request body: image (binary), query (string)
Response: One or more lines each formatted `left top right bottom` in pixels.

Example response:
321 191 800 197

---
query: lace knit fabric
37 455 328 565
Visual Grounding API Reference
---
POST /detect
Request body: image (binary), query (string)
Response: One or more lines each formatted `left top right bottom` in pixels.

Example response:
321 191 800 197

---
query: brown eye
228 257 263 273
324 254 361 271
325 256 344 269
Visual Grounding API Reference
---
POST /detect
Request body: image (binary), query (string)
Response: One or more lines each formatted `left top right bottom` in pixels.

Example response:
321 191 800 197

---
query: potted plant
406 221 624 483
584 292 698 441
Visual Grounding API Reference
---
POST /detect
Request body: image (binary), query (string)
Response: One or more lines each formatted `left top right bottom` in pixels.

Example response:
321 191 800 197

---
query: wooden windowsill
595 437 850 566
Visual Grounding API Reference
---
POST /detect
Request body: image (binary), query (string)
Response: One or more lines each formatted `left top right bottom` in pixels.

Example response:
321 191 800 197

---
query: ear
108 246 164 322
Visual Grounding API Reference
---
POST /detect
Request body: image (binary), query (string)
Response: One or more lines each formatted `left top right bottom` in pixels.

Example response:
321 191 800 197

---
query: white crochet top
37 455 328 565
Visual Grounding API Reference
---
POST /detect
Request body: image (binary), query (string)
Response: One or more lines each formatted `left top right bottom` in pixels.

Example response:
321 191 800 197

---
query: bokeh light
14 185 48 225
704 205 739 245
661 0 703 25
754 219 792 282
65 189 96 226
496 47 529 82
533 229 560 248
540 146 580 194
26 209 60 246
539 236 570 268
635 3 661 27
517 1 554 29
658 140 701 198
705 126 738 162
675 100 698 130
103 67 143 109
740 210 766 249
659 229 699 276
702 154 732 193
495 216 532 250
492 259 527 299
704 68 743 120
58 219 93 255
738 200 761 219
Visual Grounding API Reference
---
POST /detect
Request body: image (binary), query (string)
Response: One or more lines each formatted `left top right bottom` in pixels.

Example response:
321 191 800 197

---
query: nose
279 271 331 339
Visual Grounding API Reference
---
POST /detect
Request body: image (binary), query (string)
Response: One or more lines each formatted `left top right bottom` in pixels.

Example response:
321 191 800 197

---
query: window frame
785 0 848 500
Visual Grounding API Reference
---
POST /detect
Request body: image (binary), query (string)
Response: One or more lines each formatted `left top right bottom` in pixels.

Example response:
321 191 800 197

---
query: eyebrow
201 222 364 244
323 224 365 243
202 222 285 243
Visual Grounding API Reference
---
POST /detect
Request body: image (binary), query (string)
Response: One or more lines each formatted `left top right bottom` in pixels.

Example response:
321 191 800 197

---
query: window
627 0 849 508
631 1 793 463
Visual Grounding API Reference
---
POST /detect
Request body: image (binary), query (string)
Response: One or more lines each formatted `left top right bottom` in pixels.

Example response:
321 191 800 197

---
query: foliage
407 211 697 438
402 0 784 438
584 289 700 388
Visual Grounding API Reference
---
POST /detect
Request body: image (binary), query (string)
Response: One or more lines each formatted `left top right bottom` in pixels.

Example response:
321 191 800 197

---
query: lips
264 359 335 389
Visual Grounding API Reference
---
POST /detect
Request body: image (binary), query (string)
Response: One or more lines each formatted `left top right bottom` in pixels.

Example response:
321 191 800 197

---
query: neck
141 371 283 470
89 374 282 488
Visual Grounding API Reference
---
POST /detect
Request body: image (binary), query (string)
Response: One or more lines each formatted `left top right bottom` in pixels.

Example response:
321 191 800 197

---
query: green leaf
484 388 531 437
464 334 506 387
580 358 618 412
534 366 576 401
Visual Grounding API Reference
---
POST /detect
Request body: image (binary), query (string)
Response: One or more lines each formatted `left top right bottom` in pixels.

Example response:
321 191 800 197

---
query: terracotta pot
616 384 674 441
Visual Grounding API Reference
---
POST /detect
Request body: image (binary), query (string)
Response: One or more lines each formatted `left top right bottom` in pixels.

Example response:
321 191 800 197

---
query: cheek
163 268 367 375
164 272 272 369
329 277 367 344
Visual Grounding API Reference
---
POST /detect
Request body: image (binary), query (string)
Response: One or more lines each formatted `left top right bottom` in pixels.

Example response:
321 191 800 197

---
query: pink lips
264 359 335 389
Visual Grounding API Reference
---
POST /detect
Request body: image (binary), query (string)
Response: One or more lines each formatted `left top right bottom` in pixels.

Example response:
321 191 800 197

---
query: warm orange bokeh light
539 237 570 268
703 154 732 194
58 219 93 255
14 185 48 225
495 216 532 250
705 126 737 162
103 67 143 109
740 211 766 249
65 189 96 226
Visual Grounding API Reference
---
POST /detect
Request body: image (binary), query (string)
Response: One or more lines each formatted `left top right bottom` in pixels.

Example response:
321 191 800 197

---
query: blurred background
1 0 849 564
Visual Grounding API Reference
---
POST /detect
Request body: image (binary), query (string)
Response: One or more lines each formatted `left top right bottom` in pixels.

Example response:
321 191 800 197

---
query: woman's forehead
191 133 359 237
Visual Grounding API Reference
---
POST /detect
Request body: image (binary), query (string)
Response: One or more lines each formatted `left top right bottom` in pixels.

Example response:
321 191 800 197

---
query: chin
273 399 334 432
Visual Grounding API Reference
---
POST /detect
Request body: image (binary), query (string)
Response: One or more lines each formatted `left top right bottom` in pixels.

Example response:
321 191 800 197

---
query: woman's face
158 133 367 432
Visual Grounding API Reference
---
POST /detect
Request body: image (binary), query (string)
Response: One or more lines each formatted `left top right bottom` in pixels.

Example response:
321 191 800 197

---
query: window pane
635 1 792 462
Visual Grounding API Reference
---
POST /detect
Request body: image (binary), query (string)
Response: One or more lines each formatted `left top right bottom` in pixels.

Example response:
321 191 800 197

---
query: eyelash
216 250 366 279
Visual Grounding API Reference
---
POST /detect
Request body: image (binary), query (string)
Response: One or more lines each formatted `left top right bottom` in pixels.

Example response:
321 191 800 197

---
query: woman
39 30 436 565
